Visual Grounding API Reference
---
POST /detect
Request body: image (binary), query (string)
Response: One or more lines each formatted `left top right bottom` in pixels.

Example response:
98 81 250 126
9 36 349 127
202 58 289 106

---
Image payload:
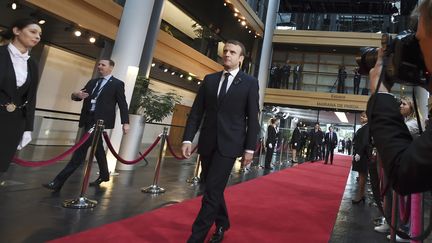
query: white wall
37 45 95 113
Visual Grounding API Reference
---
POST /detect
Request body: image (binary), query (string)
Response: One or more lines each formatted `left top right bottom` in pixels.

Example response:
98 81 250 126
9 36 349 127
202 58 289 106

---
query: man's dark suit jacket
324 131 338 149
367 93 432 195
266 125 277 147
73 76 129 129
183 70 260 158
0 45 39 131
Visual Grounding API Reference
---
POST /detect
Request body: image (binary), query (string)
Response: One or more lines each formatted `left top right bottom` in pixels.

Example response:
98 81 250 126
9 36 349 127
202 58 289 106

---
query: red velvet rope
398 195 411 224
165 139 197 160
13 132 92 167
103 132 161 165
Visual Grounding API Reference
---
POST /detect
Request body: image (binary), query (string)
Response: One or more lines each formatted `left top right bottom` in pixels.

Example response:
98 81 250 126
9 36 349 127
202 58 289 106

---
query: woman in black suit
0 18 42 179
352 112 370 203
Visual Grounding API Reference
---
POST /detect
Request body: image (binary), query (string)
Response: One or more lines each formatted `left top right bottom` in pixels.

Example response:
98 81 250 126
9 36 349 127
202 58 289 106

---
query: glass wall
276 13 411 34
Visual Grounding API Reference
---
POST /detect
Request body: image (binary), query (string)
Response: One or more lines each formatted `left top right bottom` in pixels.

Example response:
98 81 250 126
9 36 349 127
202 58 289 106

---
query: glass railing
246 0 268 23
276 13 411 34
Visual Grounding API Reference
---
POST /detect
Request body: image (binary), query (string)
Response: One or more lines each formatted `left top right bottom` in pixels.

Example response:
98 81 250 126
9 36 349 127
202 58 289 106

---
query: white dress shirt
7 44 32 148
7 43 30 88
217 67 240 96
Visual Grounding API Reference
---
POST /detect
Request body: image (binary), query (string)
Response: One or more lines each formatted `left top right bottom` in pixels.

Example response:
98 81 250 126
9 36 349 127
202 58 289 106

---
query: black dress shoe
209 226 227 243
42 181 63 192
89 177 109 186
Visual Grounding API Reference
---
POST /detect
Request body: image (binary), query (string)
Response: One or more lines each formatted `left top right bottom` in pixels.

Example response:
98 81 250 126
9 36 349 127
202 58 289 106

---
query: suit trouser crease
55 130 108 183
188 151 235 242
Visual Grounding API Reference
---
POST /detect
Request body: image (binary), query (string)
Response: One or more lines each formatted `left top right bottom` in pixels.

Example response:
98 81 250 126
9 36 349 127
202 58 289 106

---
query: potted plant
117 76 182 170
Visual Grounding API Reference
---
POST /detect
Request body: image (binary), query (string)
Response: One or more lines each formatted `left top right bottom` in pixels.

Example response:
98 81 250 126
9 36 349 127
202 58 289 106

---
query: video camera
356 31 430 90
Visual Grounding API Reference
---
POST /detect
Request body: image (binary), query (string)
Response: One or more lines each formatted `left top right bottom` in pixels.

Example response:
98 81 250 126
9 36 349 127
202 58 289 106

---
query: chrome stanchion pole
258 139 264 169
142 127 168 194
186 154 201 185
63 119 104 209
279 139 284 165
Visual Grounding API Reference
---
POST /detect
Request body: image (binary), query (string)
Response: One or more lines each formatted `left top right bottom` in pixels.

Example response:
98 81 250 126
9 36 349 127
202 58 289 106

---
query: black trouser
325 145 335 164
54 121 109 184
264 145 274 168
188 151 236 243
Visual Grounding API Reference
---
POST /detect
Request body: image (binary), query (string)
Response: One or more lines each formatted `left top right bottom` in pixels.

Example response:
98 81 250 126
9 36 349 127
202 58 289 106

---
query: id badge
91 99 97 104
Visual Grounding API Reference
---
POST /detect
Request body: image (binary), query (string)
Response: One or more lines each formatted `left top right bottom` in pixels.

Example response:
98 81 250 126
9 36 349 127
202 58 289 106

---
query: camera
356 31 429 89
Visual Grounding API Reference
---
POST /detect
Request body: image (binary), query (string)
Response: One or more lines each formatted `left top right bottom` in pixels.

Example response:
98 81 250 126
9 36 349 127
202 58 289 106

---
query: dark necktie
219 72 230 101
91 78 103 99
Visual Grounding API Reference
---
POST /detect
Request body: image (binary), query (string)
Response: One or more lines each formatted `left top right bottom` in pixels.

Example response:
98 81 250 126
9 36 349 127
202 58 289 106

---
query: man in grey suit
182 40 260 243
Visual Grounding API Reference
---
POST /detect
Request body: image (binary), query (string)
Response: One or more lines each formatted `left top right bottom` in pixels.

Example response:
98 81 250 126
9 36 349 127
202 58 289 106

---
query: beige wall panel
264 89 368 111
83 0 122 19
273 30 382 47
26 0 119 39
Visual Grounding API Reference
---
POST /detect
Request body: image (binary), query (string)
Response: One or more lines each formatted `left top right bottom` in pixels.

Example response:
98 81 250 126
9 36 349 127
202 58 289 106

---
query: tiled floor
0 145 419 243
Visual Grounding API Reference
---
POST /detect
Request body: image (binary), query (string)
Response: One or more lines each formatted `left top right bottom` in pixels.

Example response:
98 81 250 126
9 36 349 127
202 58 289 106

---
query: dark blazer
290 127 301 146
183 70 260 158
325 131 338 149
266 125 277 147
367 93 432 195
352 124 369 163
73 76 129 129
0 45 39 131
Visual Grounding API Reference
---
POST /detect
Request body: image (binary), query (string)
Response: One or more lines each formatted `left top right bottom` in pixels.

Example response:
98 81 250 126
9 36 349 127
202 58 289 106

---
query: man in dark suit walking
324 126 338 164
181 40 260 243
43 59 130 192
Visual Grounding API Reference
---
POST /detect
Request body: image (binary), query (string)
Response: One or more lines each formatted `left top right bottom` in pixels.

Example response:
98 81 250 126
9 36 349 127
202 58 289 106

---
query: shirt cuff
183 141 192 144
245 150 254 154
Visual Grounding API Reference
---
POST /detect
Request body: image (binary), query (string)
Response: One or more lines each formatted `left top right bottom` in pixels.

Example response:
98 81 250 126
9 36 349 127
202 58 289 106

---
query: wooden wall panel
230 0 264 36
273 30 382 47
264 89 369 111
26 0 119 39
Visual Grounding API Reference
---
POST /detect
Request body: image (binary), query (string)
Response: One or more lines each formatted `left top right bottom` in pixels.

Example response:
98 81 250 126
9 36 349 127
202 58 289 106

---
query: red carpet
50 154 352 243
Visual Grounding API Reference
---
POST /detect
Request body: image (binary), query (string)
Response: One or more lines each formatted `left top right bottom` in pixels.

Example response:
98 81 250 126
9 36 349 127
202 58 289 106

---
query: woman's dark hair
0 18 39 40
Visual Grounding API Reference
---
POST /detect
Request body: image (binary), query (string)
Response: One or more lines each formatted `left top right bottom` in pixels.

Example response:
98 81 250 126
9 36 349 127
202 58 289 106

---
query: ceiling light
197 81 201 85
335 112 348 123
248 30 252 33
171 71 175 75
187 76 192 81
74 30 82 37
179 74 184 78
163 68 168 72
241 21 246 26
11 2 17 10
38 19 46 25
223 2 227 6
151 63 156 67
234 13 238 17
234 8 239 12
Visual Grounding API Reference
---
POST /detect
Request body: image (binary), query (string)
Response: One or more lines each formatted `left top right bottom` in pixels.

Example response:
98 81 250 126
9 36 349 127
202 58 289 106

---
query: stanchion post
186 154 201 185
63 119 104 209
142 127 168 194
279 139 284 165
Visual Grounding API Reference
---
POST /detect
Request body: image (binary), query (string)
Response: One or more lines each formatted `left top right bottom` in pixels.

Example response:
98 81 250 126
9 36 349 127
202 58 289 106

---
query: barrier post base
186 176 200 185
62 197 98 209
141 184 165 194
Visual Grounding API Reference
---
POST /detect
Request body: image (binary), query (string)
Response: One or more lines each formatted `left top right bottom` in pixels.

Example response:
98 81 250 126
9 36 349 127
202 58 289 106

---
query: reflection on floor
0 146 401 242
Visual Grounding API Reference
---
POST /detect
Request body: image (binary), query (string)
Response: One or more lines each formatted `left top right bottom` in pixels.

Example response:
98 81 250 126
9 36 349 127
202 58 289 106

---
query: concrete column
106 0 155 173
257 0 280 110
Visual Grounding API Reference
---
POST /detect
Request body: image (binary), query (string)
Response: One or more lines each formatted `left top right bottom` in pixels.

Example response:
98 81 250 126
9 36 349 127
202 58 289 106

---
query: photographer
366 0 432 195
